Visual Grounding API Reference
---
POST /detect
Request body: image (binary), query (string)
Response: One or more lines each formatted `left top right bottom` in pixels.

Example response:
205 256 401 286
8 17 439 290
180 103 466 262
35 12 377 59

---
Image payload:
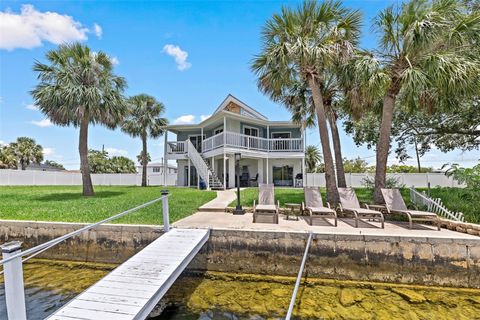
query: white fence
305 172 465 188
0 170 177 186
409 187 464 221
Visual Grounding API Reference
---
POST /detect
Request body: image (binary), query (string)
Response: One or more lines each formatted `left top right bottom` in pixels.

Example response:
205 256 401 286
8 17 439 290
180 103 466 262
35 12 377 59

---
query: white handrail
409 187 464 221
186 139 210 187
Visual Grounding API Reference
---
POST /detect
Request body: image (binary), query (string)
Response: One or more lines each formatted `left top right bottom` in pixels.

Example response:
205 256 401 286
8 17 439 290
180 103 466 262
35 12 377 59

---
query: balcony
167 131 303 155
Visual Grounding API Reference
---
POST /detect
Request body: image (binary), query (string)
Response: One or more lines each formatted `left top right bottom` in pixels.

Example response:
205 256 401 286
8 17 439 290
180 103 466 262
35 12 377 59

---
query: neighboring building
164 94 305 189
136 162 178 174
26 163 65 172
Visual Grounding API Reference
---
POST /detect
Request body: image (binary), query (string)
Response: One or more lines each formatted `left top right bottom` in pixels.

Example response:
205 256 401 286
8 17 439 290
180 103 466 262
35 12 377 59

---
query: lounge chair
253 184 279 224
338 188 384 228
381 188 441 230
302 187 337 226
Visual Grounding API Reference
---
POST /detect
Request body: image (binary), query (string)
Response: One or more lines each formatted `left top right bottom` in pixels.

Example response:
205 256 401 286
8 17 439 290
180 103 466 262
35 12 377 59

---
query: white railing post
1 241 27 320
161 190 170 232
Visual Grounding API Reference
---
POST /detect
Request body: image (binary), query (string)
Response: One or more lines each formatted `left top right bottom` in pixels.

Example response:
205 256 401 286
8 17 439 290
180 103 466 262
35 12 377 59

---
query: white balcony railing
167 141 187 154
168 131 303 155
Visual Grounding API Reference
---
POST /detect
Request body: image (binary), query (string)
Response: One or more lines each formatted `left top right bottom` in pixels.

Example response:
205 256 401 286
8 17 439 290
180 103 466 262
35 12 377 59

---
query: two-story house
163 95 305 189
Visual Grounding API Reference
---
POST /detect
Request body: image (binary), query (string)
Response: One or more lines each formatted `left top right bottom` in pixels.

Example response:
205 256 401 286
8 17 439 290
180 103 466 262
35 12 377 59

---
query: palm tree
122 94 168 187
10 137 43 170
0 145 18 169
31 43 127 196
280 77 348 187
137 151 151 165
252 1 361 203
305 145 322 173
361 0 480 202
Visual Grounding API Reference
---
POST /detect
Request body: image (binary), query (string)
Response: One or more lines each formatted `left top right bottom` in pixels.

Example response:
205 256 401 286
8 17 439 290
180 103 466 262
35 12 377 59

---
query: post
161 190 170 232
163 130 168 186
233 152 244 215
1 241 27 320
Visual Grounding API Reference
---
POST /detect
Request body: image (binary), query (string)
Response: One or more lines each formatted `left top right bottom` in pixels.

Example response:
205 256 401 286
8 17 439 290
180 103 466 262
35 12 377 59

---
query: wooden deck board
47 228 209 320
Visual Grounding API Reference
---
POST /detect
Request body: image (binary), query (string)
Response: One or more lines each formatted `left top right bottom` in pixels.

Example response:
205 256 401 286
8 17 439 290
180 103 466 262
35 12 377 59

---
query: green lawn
231 187 479 223
0 186 216 225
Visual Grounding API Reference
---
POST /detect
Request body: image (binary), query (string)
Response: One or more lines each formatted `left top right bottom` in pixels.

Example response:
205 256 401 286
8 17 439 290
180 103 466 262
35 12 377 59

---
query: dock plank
47 228 209 320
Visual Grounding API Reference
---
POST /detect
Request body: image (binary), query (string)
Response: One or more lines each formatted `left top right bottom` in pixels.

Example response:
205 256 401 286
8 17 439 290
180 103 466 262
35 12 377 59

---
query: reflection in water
1 260 480 320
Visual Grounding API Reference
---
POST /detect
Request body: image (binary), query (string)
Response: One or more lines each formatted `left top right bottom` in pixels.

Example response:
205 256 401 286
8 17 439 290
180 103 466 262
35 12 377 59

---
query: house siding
269 127 301 138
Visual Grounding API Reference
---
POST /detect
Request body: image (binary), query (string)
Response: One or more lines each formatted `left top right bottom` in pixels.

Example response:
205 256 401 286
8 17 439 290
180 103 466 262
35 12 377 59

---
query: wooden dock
47 228 209 320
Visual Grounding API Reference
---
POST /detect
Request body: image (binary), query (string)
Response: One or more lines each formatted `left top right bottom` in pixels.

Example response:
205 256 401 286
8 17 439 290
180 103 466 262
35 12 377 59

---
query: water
1 260 480 319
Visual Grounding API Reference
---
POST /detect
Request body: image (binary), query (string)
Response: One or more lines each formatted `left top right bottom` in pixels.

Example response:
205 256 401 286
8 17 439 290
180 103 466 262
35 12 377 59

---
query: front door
184 166 198 187
272 165 293 186
244 127 259 149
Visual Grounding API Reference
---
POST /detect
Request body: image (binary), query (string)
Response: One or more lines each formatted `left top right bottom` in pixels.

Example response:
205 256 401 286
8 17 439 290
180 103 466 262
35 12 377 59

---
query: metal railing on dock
0 190 171 320
286 232 313 320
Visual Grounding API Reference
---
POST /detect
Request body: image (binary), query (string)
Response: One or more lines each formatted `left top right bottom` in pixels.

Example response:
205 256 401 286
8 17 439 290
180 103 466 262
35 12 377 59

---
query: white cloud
162 44 191 71
30 119 53 127
110 56 119 65
93 23 102 39
26 103 38 110
105 147 128 156
0 5 101 50
173 115 195 124
200 114 211 121
43 147 54 156
0 140 6 146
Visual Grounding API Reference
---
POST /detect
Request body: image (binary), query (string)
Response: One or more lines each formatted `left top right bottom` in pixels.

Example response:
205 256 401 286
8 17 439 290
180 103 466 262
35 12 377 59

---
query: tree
122 94 168 187
88 149 112 173
10 137 43 170
137 151 151 166
251 0 361 204
305 145 322 173
31 43 127 196
44 160 65 170
0 145 17 169
110 156 136 173
343 157 369 173
444 162 480 188
358 0 480 202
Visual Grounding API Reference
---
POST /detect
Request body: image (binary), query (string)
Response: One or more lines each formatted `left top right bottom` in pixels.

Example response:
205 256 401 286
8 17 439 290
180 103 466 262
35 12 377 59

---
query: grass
0 186 216 225
231 187 479 223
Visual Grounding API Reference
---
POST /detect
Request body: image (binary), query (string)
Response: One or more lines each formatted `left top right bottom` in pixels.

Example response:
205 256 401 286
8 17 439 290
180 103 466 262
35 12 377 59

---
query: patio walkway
174 211 479 240
198 189 237 211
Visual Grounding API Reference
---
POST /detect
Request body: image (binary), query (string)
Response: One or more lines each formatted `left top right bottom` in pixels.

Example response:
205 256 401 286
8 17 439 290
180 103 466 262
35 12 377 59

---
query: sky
0 0 478 170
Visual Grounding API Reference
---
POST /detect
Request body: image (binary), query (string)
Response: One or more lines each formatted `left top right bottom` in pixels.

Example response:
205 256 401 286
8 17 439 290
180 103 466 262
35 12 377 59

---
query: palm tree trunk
20 159 26 170
79 115 94 196
308 76 339 204
328 110 347 188
141 134 148 187
374 90 397 203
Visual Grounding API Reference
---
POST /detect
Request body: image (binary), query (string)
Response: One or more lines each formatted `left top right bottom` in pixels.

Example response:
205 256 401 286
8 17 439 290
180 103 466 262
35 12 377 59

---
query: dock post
1 241 27 320
161 190 170 232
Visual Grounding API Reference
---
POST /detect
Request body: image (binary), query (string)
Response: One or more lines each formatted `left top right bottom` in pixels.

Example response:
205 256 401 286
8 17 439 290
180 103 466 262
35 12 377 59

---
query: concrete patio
174 210 479 240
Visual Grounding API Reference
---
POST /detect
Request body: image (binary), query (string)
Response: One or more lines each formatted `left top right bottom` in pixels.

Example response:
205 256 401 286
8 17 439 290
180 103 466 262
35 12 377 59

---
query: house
164 94 305 189
26 163 65 172
135 162 178 174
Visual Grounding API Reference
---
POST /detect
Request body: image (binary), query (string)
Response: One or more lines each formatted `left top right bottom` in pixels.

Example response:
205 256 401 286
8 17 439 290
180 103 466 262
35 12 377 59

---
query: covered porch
176 154 304 188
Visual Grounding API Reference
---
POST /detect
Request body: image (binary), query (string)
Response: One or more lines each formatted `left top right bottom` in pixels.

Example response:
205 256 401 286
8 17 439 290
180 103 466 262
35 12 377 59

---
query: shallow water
1 260 480 320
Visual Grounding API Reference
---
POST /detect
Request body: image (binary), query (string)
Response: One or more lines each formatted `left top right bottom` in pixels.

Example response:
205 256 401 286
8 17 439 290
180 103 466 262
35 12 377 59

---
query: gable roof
212 94 268 121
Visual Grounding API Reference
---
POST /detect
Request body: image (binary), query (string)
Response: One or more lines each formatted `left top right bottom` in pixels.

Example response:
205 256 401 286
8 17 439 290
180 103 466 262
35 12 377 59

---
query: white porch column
257 158 264 184
211 156 215 174
188 158 191 187
163 130 168 186
223 153 227 189
201 127 204 152
228 155 235 189
266 157 269 184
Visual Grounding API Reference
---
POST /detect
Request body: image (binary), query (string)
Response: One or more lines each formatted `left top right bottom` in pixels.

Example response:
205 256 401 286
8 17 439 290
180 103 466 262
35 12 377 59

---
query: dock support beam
1 241 27 320
286 232 313 320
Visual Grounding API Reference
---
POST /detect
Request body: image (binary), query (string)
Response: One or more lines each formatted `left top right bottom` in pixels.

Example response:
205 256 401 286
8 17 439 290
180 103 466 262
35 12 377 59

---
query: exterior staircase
186 139 224 190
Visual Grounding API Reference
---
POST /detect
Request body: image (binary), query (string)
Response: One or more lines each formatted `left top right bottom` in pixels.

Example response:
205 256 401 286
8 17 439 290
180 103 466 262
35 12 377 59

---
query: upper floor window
214 127 223 135
244 126 258 137
153 167 161 173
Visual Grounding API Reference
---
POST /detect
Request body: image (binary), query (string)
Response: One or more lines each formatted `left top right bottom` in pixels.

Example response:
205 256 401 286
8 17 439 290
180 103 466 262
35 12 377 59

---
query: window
272 132 291 139
243 126 258 137
214 127 224 135
153 167 161 173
